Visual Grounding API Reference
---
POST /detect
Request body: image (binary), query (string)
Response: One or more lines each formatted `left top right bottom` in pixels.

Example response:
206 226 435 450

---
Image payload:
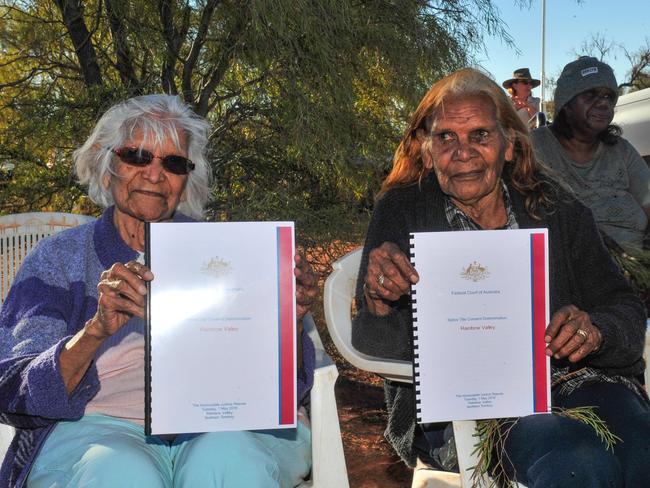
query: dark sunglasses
111 147 195 175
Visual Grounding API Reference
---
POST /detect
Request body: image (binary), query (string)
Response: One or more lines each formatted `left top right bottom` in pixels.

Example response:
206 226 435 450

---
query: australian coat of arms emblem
200 256 232 278
460 261 490 282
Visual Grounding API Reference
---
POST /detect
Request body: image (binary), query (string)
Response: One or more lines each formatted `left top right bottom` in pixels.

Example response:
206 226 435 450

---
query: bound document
410 229 551 423
144 221 296 435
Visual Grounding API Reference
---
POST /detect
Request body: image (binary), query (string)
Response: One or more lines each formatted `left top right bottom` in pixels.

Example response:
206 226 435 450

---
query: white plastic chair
0 212 348 488
324 247 477 487
301 314 349 488
325 248 538 487
0 212 96 302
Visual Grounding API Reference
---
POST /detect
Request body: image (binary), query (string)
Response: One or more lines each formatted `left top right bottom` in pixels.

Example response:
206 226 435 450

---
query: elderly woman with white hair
0 94 317 488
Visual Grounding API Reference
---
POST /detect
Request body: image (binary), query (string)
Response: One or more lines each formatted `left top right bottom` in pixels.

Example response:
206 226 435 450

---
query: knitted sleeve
351 189 415 361
562 200 647 370
0 234 100 428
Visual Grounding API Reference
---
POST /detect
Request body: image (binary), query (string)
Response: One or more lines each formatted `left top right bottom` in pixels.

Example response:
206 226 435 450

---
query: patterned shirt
443 181 519 231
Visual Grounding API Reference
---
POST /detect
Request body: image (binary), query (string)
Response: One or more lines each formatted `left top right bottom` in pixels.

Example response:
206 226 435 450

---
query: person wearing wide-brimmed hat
502 67 541 127
530 56 650 249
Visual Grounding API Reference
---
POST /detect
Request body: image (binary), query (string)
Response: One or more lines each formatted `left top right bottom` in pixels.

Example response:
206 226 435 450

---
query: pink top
84 331 145 425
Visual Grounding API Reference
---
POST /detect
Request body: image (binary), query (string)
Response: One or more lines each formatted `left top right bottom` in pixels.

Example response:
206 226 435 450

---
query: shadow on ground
308 245 412 487
335 373 412 487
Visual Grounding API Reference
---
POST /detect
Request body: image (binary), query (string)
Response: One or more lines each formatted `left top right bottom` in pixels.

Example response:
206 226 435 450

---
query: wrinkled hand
364 242 419 315
295 254 318 321
545 304 602 363
88 261 153 340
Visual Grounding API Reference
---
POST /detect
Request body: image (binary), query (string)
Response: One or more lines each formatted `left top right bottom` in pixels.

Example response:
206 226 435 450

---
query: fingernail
139 285 147 294
544 336 551 342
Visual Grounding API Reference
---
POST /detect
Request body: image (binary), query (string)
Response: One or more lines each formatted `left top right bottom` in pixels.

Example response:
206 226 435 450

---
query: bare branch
104 0 140 91
181 0 220 103
620 42 650 90
158 0 191 94
52 0 103 86
196 12 249 116
572 32 618 62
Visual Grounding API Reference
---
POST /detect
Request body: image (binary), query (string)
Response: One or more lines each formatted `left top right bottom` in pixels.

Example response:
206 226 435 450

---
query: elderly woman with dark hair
352 68 649 486
531 57 650 249
0 94 316 488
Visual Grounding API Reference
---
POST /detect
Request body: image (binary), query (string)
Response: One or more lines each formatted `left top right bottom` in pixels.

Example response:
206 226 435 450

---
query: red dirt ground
334 367 412 487
314 315 412 488
308 245 413 487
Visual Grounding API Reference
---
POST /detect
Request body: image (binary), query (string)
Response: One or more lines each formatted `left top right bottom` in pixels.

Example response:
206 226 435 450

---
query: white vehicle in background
613 87 650 165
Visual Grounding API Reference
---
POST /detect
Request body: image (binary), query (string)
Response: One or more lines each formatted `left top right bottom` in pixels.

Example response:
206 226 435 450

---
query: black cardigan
351 173 647 466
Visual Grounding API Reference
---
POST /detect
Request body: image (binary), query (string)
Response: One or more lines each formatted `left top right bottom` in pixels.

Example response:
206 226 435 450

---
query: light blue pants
27 414 311 488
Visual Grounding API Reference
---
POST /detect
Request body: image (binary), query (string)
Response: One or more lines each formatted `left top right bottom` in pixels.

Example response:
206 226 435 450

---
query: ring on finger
575 328 588 341
377 273 385 287
363 282 379 298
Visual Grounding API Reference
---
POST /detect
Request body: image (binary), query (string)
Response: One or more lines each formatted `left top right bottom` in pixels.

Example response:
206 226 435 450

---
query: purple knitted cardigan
0 207 315 487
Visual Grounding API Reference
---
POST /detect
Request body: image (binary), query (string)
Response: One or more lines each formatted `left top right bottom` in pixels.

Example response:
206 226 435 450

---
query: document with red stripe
144 221 296 435
409 229 550 423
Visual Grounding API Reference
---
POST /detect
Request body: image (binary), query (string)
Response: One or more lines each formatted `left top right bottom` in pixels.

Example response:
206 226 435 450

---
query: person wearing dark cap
502 68 541 127
531 56 650 249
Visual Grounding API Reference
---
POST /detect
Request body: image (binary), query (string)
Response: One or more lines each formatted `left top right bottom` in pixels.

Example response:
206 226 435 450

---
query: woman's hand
364 242 419 316
545 304 603 362
294 254 318 321
61 261 153 393
86 261 154 340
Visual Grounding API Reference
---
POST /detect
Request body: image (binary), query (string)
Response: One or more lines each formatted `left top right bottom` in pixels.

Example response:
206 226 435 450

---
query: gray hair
74 94 212 219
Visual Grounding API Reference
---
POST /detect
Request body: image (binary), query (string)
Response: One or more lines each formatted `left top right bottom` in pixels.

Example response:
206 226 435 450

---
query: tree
572 33 650 93
620 40 650 92
0 0 513 243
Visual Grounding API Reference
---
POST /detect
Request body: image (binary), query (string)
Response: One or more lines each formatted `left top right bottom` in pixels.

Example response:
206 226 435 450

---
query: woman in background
531 56 650 249
503 67 541 128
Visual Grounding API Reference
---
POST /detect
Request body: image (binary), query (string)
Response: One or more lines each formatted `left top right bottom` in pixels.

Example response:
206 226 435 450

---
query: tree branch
52 0 103 86
181 0 220 103
158 0 191 94
196 12 248 116
104 0 139 91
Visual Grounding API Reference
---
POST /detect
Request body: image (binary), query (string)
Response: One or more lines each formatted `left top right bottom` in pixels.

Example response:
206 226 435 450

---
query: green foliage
471 407 619 487
0 0 513 243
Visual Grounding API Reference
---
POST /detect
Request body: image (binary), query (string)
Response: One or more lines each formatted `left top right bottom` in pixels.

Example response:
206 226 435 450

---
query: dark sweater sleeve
565 201 647 370
297 328 315 407
351 191 414 361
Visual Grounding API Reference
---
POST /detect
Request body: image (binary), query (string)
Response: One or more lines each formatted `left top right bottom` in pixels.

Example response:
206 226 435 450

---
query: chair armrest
302 313 349 488
452 420 482 487
304 313 333 369
323 250 413 383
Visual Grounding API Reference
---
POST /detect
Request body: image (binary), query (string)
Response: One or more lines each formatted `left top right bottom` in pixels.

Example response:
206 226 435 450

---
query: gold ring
575 329 588 341
377 274 385 287
363 282 379 298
